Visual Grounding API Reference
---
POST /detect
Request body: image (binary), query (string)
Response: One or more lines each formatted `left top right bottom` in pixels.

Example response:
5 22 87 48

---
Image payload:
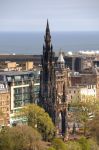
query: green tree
0 125 42 150
16 104 55 141
52 138 66 150
65 141 81 150
65 138 99 150
70 98 98 136
0 129 14 150
88 139 99 150
47 147 56 150
78 136 90 150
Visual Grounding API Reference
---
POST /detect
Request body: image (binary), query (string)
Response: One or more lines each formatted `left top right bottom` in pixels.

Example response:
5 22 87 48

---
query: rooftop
0 71 34 76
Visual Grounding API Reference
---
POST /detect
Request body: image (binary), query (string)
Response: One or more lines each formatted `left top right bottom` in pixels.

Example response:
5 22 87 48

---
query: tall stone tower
39 20 56 123
40 21 68 137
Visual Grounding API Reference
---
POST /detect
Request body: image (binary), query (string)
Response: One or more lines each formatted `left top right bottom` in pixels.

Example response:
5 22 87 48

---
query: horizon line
0 30 99 33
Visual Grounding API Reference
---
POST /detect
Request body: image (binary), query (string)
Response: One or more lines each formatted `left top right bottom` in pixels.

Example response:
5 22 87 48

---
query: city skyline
0 0 99 32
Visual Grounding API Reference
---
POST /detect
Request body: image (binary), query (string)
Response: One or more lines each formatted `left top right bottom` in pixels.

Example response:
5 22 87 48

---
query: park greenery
0 102 99 150
0 125 43 150
0 128 98 150
15 104 55 141
47 137 99 150
69 96 99 136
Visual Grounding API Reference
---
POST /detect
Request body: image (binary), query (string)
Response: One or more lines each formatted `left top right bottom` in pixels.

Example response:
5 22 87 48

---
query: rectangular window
24 75 28 80
14 101 22 108
7 76 12 81
14 76 21 81
14 88 22 94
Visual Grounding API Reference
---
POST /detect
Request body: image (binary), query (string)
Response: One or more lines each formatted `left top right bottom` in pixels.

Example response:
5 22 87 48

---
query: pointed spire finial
44 20 51 50
46 19 50 33
47 19 49 26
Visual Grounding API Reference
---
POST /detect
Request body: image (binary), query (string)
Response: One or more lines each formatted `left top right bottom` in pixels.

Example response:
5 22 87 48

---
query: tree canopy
0 125 42 150
52 138 66 150
16 104 55 141
69 98 99 135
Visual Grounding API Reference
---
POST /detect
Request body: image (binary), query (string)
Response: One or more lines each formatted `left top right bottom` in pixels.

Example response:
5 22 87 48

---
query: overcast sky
0 0 99 31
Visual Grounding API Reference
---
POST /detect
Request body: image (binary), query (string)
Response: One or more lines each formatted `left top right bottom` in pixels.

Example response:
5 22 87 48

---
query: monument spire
40 20 56 123
46 19 50 33
45 20 51 50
